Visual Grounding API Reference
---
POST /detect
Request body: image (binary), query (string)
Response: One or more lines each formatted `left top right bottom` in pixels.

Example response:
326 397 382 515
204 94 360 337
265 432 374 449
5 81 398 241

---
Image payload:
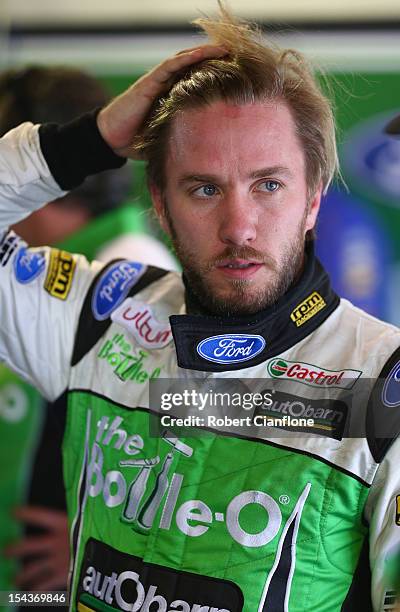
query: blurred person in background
0 65 176 607
386 113 400 138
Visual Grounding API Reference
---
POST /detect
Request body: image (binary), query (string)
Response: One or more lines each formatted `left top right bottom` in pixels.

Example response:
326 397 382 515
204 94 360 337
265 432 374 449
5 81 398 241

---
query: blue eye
193 184 218 198
259 180 281 192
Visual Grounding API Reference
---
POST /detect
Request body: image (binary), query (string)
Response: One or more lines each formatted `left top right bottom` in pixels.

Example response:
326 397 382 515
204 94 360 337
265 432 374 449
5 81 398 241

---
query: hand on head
96 45 227 157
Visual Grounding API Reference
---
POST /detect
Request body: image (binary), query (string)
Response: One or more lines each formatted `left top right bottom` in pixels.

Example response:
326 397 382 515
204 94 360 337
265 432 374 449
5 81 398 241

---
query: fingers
97 44 227 154
175 44 226 56
164 45 227 71
5 507 70 590
15 557 52 588
28 574 68 592
15 557 69 590
5 507 69 558
3 506 70 590
5 535 55 558
14 506 68 529
149 45 227 87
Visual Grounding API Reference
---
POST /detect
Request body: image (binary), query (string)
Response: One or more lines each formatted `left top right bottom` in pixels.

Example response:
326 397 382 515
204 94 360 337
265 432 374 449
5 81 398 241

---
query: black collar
170 245 339 372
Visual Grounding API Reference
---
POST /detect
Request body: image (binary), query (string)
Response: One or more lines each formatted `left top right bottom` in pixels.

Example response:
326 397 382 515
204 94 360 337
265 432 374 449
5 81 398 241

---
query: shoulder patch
367 345 400 463
111 298 173 350
71 263 170 367
92 260 146 321
44 249 76 300
14 246 46 284
381 361 400 408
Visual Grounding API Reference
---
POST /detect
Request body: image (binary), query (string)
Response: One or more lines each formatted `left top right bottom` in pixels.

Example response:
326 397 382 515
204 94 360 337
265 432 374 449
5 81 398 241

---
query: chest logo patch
14 246 46 284
267 358 361 390
197 334 265 365
382 361 400 408
92 261 146 321
111 299 172 350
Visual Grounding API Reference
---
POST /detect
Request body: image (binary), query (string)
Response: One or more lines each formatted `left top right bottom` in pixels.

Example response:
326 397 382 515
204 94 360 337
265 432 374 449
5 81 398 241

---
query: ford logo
92 261 146 321
197 334 266 364
382 361 400 408
343 111 400 209
14 246 46 284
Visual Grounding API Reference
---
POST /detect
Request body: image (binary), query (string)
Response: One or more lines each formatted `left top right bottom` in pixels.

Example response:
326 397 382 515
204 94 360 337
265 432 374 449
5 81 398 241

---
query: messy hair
135 5 338 199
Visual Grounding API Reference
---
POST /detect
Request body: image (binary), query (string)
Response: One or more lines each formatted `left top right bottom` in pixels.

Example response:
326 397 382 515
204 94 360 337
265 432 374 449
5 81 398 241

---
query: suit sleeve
0 231 103 400
365 347 400 612
0 122 65 232
0 112 126 233
0 119 119 400
366 437 400 611
0 111 129 399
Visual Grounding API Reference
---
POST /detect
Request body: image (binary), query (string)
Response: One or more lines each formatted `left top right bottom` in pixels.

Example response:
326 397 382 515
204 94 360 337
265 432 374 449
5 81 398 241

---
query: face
151 100 321 315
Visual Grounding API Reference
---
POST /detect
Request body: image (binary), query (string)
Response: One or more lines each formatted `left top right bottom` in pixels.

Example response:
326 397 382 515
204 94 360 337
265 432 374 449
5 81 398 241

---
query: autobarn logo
258 389 348 440
111 298 173 350
77 539 243 611
267 359 361 390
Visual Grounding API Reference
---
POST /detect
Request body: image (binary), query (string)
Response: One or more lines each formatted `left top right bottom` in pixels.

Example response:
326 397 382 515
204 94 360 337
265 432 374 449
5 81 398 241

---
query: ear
305 183 323 232
149 184 171 236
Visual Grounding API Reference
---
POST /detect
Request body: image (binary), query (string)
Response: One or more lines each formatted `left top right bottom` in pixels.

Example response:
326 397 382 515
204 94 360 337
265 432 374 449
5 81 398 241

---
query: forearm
39 109 125 190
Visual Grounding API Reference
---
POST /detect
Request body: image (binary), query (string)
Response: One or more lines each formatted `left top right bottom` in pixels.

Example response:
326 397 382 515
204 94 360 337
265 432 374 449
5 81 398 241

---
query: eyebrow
249 166 294 180
178 166 294 186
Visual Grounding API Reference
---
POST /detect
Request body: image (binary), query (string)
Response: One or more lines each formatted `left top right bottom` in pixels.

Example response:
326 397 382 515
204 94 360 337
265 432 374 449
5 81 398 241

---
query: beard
164 206 307 316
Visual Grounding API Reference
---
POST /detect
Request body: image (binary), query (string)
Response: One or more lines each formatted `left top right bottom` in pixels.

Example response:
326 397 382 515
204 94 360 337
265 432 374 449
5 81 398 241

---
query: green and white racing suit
1 118 400 612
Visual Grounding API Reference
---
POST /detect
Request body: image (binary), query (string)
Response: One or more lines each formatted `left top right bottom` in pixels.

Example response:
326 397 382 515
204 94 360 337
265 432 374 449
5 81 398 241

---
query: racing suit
1 117 400 612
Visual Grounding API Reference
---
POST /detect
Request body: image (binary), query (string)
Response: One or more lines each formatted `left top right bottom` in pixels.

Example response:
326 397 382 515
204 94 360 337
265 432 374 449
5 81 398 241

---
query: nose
218 193 257 246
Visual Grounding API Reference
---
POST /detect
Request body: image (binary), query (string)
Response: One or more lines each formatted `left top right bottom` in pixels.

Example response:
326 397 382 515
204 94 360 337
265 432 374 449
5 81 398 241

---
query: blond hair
135 5 338 198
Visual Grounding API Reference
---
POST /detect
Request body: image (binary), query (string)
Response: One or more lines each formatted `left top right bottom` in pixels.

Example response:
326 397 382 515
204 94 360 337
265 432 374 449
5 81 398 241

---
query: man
0 9 399 612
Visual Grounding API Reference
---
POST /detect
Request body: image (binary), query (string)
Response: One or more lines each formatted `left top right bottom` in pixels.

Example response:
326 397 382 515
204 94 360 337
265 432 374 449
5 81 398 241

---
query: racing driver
0 8 400 612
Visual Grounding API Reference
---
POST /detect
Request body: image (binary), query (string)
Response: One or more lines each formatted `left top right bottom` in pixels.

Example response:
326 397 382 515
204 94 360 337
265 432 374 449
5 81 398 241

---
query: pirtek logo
267 359 361 389
290 292 326 327
112 299 172 350
44 249 76 300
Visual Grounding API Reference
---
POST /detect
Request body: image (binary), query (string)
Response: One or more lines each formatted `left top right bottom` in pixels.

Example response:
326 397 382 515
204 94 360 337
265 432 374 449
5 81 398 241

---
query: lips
216 259 263 278
218 258 261 268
